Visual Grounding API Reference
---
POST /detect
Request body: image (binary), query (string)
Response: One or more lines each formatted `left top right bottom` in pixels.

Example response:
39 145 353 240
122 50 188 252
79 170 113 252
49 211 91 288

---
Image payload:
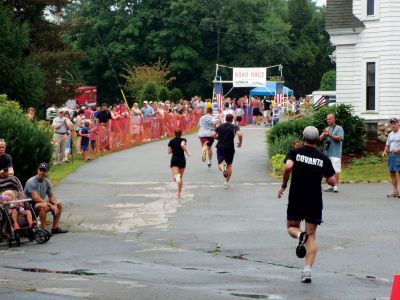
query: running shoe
324 186 334 192
387 191 399 198
176 192 181 199
224 181 230 189
301 270 312 283
296 231 308 258
207 161 212 168
201 149 207 162
223 164 228 178
333 185 339 193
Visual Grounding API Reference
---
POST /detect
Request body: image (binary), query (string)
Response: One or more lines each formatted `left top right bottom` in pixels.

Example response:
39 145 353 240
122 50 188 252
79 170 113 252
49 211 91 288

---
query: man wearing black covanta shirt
278 126 336 284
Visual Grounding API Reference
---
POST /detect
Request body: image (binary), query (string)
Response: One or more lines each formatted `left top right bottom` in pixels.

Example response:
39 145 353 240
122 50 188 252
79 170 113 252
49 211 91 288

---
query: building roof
326 0 365 30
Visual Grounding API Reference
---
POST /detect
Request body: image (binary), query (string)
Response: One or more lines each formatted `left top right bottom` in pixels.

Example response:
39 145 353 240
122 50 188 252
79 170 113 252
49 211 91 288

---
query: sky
315 0 327 6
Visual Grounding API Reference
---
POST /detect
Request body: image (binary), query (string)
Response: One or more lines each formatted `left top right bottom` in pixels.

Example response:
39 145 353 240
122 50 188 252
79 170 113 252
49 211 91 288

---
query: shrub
268 133 300 158
0 96 52 184
159 87 170 101
122 59 175 96
170 88 183 102
269 154 286 175
139 81 159 104
267 117 313 145
312 104 366 154
319 70 336 91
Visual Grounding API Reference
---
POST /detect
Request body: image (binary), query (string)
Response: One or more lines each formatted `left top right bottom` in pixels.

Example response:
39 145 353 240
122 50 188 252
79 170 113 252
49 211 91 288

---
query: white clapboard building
326 0 400 125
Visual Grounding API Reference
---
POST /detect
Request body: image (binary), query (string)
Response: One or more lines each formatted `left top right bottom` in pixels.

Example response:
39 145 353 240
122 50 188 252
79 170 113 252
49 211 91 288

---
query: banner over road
232 67 266 87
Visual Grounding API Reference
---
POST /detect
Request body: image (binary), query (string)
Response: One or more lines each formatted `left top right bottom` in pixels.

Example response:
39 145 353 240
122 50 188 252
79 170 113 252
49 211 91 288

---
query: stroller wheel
34 230 48 244
15 232 21 247
43 229 51 241
27 230 35 242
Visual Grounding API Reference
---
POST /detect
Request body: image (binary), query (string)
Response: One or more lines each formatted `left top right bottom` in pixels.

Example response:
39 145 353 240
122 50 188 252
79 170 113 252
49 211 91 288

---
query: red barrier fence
91 109 203 153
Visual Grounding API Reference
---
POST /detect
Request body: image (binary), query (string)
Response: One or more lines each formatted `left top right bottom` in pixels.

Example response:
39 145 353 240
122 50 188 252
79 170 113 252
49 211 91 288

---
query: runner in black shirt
212 114 243 189
168 128 191 198
278 126 336 283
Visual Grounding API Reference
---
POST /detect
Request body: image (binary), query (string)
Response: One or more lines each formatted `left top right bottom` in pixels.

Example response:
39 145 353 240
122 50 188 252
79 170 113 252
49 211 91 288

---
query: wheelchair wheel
34 230 48 244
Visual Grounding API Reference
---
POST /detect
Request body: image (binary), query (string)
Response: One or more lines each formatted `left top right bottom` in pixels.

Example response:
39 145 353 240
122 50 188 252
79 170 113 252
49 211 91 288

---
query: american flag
275 82 284 106
313 96 328 110
214 81 224 112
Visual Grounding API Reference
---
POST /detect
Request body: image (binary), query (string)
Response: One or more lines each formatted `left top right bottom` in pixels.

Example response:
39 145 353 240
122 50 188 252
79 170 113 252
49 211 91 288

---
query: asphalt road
0 126 398 300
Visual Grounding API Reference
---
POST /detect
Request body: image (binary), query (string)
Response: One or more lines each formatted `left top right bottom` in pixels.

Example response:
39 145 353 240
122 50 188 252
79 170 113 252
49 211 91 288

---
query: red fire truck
46 86 97 120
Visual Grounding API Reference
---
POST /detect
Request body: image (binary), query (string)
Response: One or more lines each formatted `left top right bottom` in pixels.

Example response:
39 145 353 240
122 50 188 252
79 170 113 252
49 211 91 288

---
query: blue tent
249 82 294 97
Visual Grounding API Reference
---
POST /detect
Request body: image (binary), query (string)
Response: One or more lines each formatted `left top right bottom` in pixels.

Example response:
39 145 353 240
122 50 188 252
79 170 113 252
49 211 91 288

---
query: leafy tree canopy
62 0 333 100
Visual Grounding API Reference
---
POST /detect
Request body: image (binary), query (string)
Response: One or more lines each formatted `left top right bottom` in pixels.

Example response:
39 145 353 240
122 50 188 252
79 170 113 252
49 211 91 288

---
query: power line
95 27 121 88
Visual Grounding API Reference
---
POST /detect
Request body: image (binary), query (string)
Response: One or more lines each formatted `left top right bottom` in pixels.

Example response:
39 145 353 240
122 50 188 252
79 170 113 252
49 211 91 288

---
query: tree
0 5 44 109
62 0 334 100
63 0 145 102
3 0 82 108
159 87 170 101
285 2 333 96
139 81 159 105
320 70 336 91
122 59 175 98
170 88 183 102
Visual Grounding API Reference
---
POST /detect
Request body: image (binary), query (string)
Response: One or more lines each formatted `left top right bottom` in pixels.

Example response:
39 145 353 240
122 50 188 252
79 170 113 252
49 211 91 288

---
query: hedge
0 96 52 184
267 104 366 159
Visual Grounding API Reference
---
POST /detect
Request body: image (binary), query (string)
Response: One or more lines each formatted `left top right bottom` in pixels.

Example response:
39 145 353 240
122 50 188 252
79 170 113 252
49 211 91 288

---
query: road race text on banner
233 68 266 87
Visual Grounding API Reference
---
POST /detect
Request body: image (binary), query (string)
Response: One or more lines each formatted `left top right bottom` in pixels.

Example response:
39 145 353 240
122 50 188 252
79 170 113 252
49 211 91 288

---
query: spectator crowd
50 96 206 165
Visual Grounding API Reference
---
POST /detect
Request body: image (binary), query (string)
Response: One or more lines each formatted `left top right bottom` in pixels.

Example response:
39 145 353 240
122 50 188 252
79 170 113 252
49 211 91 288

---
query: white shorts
329 157 341 173
263 110 271 118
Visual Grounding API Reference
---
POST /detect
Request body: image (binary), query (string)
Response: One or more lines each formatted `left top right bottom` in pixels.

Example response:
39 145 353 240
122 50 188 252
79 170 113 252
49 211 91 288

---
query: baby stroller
0 176 51 247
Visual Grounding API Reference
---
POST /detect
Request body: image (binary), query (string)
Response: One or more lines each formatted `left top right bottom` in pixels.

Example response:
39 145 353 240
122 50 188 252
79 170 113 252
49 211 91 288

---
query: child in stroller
0 176 51 247
2 190 35 230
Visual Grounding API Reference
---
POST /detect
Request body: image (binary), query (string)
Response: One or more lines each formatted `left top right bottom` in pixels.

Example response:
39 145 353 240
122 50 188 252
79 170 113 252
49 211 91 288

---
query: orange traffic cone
391 275 400 300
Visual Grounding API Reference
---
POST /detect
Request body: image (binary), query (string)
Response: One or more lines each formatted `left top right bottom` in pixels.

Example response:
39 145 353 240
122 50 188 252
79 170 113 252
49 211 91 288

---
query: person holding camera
52 109 72 165
320 114 344 193
0 139 14 178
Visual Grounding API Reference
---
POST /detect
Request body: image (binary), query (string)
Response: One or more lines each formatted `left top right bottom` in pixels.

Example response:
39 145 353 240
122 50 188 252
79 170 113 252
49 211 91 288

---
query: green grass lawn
341 161 389 183
48 155 87 186
269 156 390 183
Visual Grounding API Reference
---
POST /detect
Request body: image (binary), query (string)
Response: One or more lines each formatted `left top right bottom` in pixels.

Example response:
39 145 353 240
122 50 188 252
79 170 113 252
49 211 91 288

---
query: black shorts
170 159 186 169
217 148 235 165
252 108 262 116
287 207 322 225
90 140 96 149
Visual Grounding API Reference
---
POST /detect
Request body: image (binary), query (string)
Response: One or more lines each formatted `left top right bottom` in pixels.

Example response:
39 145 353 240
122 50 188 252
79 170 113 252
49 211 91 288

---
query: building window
366 62 375 110
367 0 374 16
